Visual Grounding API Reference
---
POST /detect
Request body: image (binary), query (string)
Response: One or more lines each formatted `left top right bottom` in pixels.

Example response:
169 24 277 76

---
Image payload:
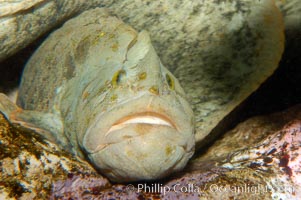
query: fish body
0 8 195 182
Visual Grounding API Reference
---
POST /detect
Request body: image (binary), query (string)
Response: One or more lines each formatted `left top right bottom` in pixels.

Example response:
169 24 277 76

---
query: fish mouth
82 94 194 155
105 112 177 136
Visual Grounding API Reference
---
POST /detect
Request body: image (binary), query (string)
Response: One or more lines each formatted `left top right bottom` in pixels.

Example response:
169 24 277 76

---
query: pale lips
92 113 179 152
105 112 176 135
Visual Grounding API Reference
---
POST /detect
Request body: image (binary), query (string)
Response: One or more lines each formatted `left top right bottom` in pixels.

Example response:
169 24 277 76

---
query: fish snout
81 94 195 182
87 127 194 182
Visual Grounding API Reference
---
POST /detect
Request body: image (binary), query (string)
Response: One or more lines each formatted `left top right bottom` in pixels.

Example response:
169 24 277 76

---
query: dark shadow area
0 22 65 94
0 36 44 94
242 28 301 117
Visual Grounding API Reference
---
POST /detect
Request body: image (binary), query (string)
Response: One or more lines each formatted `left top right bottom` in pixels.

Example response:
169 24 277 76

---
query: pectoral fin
0 93 67 147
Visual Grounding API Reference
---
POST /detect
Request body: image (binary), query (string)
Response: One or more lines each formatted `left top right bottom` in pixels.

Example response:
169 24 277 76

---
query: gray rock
0 0 112 62
275 0 301 31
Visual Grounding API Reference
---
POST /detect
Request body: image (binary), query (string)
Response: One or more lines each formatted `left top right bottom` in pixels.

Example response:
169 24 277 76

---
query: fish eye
165 74 175 90
111 69 126 87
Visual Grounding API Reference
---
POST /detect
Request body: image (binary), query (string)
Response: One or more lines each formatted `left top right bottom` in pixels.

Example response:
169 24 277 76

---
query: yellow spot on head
165 146 173 156
92 31 106 45
82 91 90 100
149 85 159 95
138 72 147 80
111 43 119 52
99 32 106 37
110 94 118 101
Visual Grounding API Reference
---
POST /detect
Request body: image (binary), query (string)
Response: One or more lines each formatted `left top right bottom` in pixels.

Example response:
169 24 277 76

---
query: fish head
78 31 195 182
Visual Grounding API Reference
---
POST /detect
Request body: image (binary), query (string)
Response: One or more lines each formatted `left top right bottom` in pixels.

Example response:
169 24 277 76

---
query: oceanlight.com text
125 183 295 196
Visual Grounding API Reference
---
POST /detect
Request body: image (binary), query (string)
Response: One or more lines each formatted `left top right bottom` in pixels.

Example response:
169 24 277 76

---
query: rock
1 0 298 63
0 0 111 62
1 0 287 69
275 0 301 32
1 103 300 199
0 113 110 199
196 104 301 160
189 105 301 199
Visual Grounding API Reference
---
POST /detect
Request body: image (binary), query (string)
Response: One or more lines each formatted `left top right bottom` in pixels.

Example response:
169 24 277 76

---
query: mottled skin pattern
1 8 195 182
